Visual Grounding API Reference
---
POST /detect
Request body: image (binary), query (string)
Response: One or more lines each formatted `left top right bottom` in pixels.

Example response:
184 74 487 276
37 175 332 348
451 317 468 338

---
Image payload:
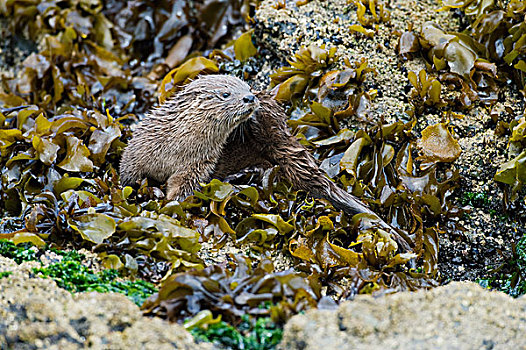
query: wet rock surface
0 257 213 350
278 281 526 350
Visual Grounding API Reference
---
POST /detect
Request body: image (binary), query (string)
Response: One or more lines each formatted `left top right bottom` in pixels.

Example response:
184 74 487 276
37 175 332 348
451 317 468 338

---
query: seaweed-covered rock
278 281 526 350
0 257 213 350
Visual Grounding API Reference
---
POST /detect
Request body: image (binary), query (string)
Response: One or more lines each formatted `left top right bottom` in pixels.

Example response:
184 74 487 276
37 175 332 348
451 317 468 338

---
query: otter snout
241 94 260 122
242 93 260 114
243 94 256 104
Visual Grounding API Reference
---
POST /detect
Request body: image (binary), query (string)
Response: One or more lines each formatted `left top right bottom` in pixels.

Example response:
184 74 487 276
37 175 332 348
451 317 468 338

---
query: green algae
0 240 156 306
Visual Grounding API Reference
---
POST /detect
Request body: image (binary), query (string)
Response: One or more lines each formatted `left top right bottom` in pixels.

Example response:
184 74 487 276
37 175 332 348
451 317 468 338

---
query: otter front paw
165 173 198 201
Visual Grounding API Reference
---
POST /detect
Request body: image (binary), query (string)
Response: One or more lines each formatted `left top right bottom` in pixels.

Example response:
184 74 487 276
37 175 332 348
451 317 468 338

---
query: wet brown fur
119 75 259 201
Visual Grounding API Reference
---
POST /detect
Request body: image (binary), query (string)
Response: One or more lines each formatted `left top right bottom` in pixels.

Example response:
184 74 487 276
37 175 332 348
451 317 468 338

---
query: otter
119 75 259 201
119 75 411 250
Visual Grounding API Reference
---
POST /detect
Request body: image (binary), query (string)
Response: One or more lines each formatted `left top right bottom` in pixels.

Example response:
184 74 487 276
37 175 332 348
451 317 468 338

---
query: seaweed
0 105 203 272
158 57 220 103
437 0 496 17
318 57 376 109
349 0 390 27
271 0 287 10
433 1 526 200
34 253 157 306
478 232 526 297
140 136 453 317
494 114 526 200
0 239 39 263
0 240 156 306
33 255 157 306
0 0 469 339
414 0 526 110
418 21 498 107
347 0 390 37
270 45 337 106
417 122 462 164
141 255 321 323
102 0 255 74
159 29 258 103
188 313 283 350
0 271 12 278
460 191 491 207
397 28 421 60
0 1 157 115
296 0 313 6
287 56 376 141
407 69 445 113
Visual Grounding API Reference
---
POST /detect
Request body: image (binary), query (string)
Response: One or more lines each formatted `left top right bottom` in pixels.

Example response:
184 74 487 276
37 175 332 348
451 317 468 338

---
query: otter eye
222 92 231 98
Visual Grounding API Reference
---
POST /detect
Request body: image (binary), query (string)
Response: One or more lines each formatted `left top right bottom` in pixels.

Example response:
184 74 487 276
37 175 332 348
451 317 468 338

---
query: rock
0 257 213 350
278 282 526 350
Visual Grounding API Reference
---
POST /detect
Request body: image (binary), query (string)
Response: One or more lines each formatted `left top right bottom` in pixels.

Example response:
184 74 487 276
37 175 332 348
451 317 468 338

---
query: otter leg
166 173 200 201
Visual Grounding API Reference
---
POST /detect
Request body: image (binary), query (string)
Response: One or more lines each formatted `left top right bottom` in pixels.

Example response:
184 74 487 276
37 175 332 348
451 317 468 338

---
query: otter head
183 75 260 129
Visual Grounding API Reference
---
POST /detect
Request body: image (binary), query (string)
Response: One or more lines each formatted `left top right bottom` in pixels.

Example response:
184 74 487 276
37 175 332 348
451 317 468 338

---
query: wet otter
119 75 259 201
120 75 411 250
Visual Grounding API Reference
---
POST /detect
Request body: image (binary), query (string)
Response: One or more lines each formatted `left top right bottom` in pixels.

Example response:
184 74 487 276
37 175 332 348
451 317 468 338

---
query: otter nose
243 94 256 104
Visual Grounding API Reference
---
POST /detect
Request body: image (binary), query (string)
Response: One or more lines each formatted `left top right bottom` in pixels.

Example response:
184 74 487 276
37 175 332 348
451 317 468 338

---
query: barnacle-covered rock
278 282 526 350
0 256 212 350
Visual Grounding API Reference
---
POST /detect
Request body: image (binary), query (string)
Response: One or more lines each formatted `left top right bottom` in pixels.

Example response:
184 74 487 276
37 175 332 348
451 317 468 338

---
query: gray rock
278 282 526 350
0 257 213 350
